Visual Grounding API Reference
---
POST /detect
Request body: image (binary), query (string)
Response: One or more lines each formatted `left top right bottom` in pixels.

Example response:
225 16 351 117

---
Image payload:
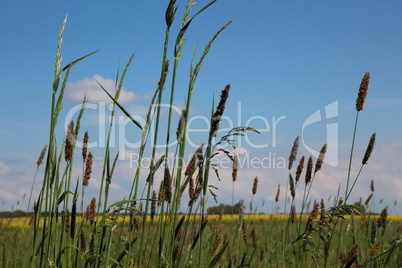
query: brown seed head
151 191 156 221
252 176 258 195
362 133 376 165
29 214 36 226
314 143 327 174
88 197 96 225
370 179 374 192
288 136 300 170
82 131 89 161
185 144 204 176
65 120 75 162
371 218 378 244
275 184 280 202
65 213 70 233
36 144 48 167
370 242 381 257
378 206 388 228
320 198 326 220
212 231 222 255
295 156 305 183
158 180 164 205
83 152 93 186
210 84 230 138
232 154 238 182
356 72 370 111
241 221 247 243
251 226 258 248
188 183 202 206
290 205 296 224
189 177 195 199
365 193 373 206
306 203 320 231
176 108 187 143
238 199 245 227
80 230 86 253
163 167 172 203
305 156 313 185
341 243 359 265
289 174 296 199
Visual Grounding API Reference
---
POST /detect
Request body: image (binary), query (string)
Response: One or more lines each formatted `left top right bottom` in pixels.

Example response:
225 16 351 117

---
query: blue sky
1 1 401 214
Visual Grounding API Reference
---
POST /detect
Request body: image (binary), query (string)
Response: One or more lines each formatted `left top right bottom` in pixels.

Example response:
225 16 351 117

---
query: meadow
1 1 401 267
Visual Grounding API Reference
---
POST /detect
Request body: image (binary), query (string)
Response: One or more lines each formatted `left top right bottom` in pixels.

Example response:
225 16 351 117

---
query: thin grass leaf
175 216 186 239
59 50 100 73
191 19 233 85
146 155 165 183
57 190 73 205
107 152 119 184
191 219 208 250
209 241 229 267
107 199 139 210
96 80 143 130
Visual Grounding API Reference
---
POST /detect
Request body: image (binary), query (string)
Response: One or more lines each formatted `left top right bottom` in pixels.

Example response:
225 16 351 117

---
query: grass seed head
212 231 221 255
88 197 96 225
289 174 296 199
370 242 381 257
232 154 238 182
356 72 370 111
251 226 258 248
185 144 204 176
252 176 258 195
371 179 375 192
241 221 247 243
320 198 326 220
238 199 245 227
295 156 305 183
64 120 74 162
80 230 86 253
290 205 296 224
176 108 186 143
314 143 327 174
306 203 320 231
163 166 172 203
189 177 195 199
365 193 373 206
363 133 376 165
82 131 89 161
305 156 313 185
371 218 378 244
275 184 280 202
288 136 299 170
341 243 359 266
378 206 388 228
36 144 48 167
209 84 230 138
83 152 93 186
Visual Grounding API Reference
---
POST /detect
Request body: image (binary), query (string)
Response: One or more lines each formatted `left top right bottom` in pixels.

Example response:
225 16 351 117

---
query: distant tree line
206 203 240 215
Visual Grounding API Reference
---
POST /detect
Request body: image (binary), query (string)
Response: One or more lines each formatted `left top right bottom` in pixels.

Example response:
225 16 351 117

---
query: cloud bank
66 75 136 104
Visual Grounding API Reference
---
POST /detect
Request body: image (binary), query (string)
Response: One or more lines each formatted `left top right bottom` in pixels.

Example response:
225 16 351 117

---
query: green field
1 213 402 267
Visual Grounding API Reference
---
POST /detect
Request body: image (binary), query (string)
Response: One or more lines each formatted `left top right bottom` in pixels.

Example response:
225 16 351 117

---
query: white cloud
66 75 136 104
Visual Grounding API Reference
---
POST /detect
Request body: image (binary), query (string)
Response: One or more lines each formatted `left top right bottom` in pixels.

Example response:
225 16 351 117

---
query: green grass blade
96 79 143 130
